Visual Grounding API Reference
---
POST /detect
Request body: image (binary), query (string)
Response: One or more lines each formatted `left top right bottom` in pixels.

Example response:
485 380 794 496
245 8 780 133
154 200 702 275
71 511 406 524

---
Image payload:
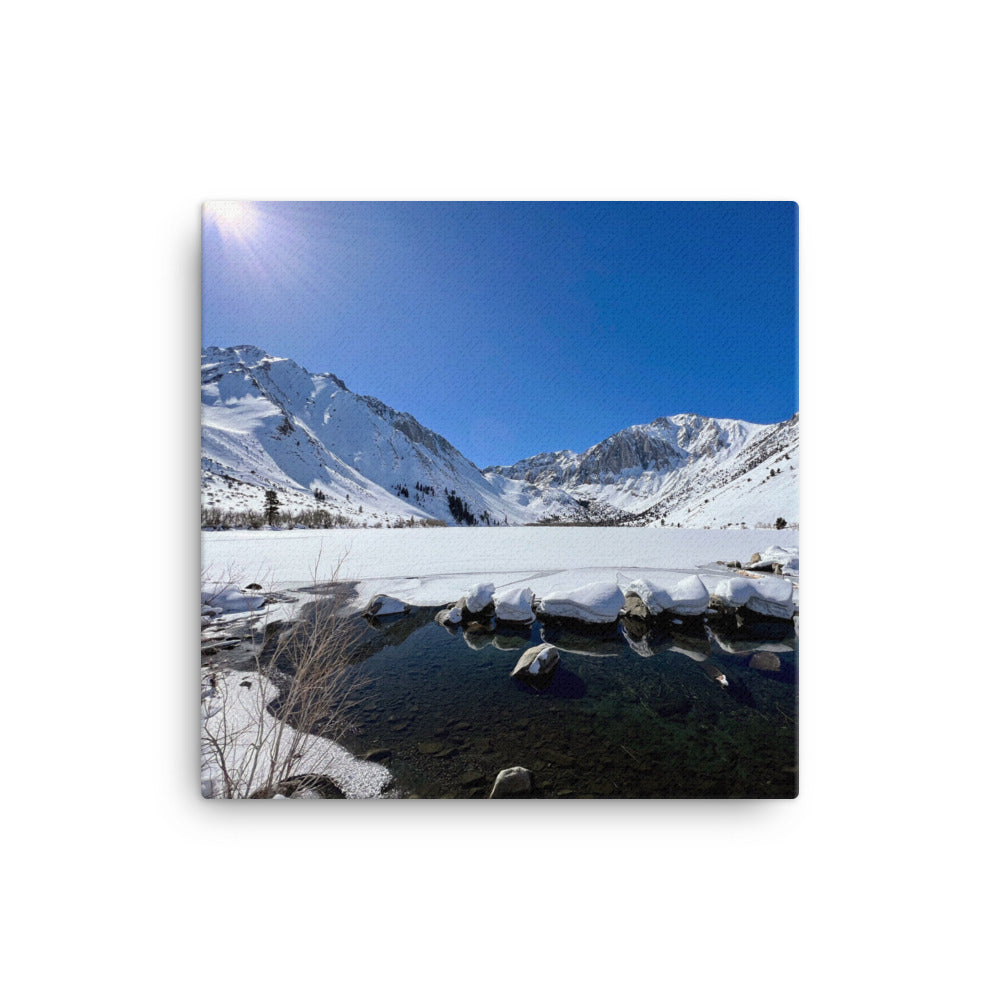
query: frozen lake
202 525 799 612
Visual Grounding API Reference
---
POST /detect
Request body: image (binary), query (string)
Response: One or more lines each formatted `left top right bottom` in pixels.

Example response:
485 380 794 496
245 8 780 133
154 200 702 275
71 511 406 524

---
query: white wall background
4 3 995 998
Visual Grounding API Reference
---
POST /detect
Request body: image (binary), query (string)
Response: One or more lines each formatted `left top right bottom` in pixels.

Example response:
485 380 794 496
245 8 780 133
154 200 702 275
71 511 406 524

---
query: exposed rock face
486 415 746 488
489 766 533 798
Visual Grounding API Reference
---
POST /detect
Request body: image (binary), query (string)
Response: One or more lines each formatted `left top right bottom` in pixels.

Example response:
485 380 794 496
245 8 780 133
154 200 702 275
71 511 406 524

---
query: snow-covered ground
201 525 799 797
201 671 393 799
202 525 799 613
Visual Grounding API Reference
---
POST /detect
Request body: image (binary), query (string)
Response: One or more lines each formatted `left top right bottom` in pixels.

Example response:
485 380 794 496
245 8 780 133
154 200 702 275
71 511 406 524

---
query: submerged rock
750 651 782 672
489 766 533 798
701 663 729 687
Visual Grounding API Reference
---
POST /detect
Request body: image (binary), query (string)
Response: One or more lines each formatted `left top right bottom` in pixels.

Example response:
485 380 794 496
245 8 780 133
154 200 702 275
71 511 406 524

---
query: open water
335 608 798 798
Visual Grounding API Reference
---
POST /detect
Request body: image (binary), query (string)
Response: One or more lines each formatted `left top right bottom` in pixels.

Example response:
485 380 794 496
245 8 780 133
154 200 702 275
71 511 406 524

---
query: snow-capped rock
435 605 464 626
712 575 795 619
489 766 533 798
493 585 535 623
537 581 624 624
364 595 408 616
200 586 267 616
748 545 799 574
744 576 795 619
510 643 560 681
462 582 495 615
623 574 710 617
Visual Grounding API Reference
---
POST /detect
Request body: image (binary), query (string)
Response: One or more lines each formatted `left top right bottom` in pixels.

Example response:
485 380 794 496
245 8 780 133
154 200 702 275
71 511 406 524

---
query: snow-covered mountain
486 413 799 528
201 346 798 528
201 346 579 527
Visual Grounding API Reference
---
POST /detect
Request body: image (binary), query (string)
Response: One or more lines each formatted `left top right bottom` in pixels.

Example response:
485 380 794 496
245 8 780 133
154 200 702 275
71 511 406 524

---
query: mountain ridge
201 345 798 528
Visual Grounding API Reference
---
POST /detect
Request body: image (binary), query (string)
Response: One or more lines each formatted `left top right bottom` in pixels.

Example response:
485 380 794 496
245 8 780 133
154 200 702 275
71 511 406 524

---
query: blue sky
202 201 797 468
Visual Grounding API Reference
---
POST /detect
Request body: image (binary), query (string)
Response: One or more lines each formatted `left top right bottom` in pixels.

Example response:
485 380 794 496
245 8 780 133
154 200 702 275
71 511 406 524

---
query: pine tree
264 490 280 526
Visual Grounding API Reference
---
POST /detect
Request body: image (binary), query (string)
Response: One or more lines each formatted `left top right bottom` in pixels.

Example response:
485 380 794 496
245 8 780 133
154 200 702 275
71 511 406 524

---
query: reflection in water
540 621 624 658
321 607 797 799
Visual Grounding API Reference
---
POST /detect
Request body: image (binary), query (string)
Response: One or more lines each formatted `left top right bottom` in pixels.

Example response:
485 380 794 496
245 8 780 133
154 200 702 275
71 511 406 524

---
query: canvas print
201 201 798 799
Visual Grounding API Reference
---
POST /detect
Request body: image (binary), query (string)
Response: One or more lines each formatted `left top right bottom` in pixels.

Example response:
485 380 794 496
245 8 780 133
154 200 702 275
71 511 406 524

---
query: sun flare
205 200 260 240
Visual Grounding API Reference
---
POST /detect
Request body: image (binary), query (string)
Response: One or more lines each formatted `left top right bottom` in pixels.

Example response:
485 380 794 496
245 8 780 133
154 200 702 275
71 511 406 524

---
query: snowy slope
201 346 579 526
488 414 799 528
202 345 797 529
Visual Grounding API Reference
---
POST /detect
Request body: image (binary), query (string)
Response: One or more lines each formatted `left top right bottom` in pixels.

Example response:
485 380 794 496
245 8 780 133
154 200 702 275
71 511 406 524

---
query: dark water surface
336 609 798 798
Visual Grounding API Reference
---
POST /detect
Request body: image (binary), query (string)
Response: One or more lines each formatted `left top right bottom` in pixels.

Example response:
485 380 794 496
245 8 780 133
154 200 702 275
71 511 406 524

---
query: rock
493 585 536 623
489 766 533 798
622 593 651 619
713 575 795 619
462 583 495 616
363 748 393 762
365 594 409 617
435 606 463 627
417 741 445 755
537 581 624 624
623 574 710 617
744 576 795 619
459 769 486 788
701 663 729 687
251 774 345 798
510 643 560 683
750 651 782 672
245 582 263 590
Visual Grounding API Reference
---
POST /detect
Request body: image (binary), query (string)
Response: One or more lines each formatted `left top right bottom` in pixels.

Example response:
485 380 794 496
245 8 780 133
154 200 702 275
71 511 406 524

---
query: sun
204 201 260 240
